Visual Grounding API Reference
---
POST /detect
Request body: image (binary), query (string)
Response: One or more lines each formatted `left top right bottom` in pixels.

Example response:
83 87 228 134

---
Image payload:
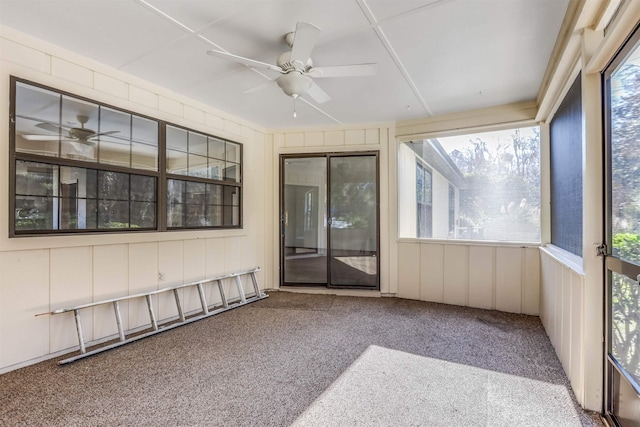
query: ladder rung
47 267 265 364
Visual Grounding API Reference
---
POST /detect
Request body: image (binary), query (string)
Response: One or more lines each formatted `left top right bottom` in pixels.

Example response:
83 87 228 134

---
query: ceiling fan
21 115 119 144
206 22 377 113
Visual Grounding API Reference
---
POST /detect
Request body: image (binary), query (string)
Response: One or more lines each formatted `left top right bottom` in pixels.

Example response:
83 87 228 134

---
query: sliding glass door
604 28 640 427
281 153 379 289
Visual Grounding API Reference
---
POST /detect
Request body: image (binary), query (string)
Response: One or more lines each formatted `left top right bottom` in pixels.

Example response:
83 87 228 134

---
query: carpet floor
0 291 604 426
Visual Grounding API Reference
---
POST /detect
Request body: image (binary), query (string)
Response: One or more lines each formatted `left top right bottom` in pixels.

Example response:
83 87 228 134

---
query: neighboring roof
407 139 466 189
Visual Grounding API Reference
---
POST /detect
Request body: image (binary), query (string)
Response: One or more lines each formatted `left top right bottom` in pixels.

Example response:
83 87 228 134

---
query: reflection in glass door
329 156 378 288
604 29 640 427
282 157 327 284
281 153 379 289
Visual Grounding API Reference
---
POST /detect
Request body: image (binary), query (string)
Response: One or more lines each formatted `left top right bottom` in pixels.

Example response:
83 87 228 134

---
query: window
550 74 582 256
165 125 241 229
416 163 432 238
10 78 242 235
448 184 456 237
399 126 540 242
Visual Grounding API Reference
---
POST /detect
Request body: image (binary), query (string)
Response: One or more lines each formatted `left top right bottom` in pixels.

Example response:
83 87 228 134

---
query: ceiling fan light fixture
276 72 313 98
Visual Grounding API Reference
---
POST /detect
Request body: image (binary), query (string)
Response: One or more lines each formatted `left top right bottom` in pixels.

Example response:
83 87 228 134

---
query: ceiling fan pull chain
293 95 297 118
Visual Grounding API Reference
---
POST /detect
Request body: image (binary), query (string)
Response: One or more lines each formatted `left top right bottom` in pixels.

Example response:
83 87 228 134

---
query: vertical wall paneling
158 241 184 320
183 239 208 310
49 247 93 353
92 245 129 341
553 262 564 354
397 243 421 300
468 246 494 310
523 248 541 315
560 267 572 371
0 250 50 367
569 271 584 403
128 242 159 330
539 248 587 406
420 244 444 303
495 247 522 313
443 245 468 306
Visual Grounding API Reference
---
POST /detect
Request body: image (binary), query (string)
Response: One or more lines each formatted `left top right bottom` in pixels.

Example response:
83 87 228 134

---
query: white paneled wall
0 237 257 371
398 241 540 315
0 26 268 372
539 247 585 405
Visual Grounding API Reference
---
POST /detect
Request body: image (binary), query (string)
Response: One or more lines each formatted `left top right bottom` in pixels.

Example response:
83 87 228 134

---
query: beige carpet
0 291 604 426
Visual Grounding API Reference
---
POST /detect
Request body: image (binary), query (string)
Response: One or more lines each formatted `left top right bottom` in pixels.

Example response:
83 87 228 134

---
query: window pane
130 201 156 228
611 272 640 385
167 179 185 204
61 96 99 137
60 166 97 230
84 199 98 229
189 132 208 156
167 149 188 175
15 83 62 157
209 137 225 160
224 186 240 206
186 181 206 204
207 204 223 226
98 200 129 228
16 161 57 196
99 171 129 201
166 125 187 151
208 184 223 205
208 159 224 181
130 175 156 202
223 206 239 226
399 127 540 242
132 142 157 171
186 203 206 227
167 203 184 227
61 139 97 162
224 163 240 183
132 116 158 146
99 137 130 167
100 107 131 140
16 196 56 230
226 142 240 163
188 154 209 178
610 48 640 266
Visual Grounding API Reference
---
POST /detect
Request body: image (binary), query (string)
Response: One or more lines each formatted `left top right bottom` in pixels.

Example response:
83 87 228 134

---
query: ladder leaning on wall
37 267 267 365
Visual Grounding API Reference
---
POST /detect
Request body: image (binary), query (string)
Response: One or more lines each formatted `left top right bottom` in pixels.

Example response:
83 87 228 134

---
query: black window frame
9 76 243 237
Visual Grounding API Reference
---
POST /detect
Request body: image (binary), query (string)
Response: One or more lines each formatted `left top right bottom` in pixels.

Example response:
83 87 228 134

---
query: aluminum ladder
38 267 267 364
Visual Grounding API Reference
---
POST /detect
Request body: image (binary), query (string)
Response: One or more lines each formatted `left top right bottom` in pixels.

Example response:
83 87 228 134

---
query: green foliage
613 233 640 263
447 129 540 240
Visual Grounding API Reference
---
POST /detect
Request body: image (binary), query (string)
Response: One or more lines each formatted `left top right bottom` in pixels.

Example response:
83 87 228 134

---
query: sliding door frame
279 151 380 290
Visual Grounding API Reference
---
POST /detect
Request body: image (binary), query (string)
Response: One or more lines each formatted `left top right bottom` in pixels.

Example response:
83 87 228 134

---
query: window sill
397 237 541 249
540 245 585 275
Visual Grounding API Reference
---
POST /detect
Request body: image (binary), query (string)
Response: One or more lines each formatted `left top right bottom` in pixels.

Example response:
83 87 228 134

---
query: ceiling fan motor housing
276 71 313 98
277 51 312 72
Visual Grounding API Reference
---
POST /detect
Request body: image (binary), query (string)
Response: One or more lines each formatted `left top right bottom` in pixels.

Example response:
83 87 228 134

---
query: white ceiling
0 0 569 129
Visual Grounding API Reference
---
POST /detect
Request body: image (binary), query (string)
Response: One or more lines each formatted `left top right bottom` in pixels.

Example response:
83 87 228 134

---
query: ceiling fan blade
310 63 378 78
305 81 331 104
93 130 120 138
290 22 321 67
207 49 283 73
35 122 65 133
21 134 60 141
242 80 275 95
